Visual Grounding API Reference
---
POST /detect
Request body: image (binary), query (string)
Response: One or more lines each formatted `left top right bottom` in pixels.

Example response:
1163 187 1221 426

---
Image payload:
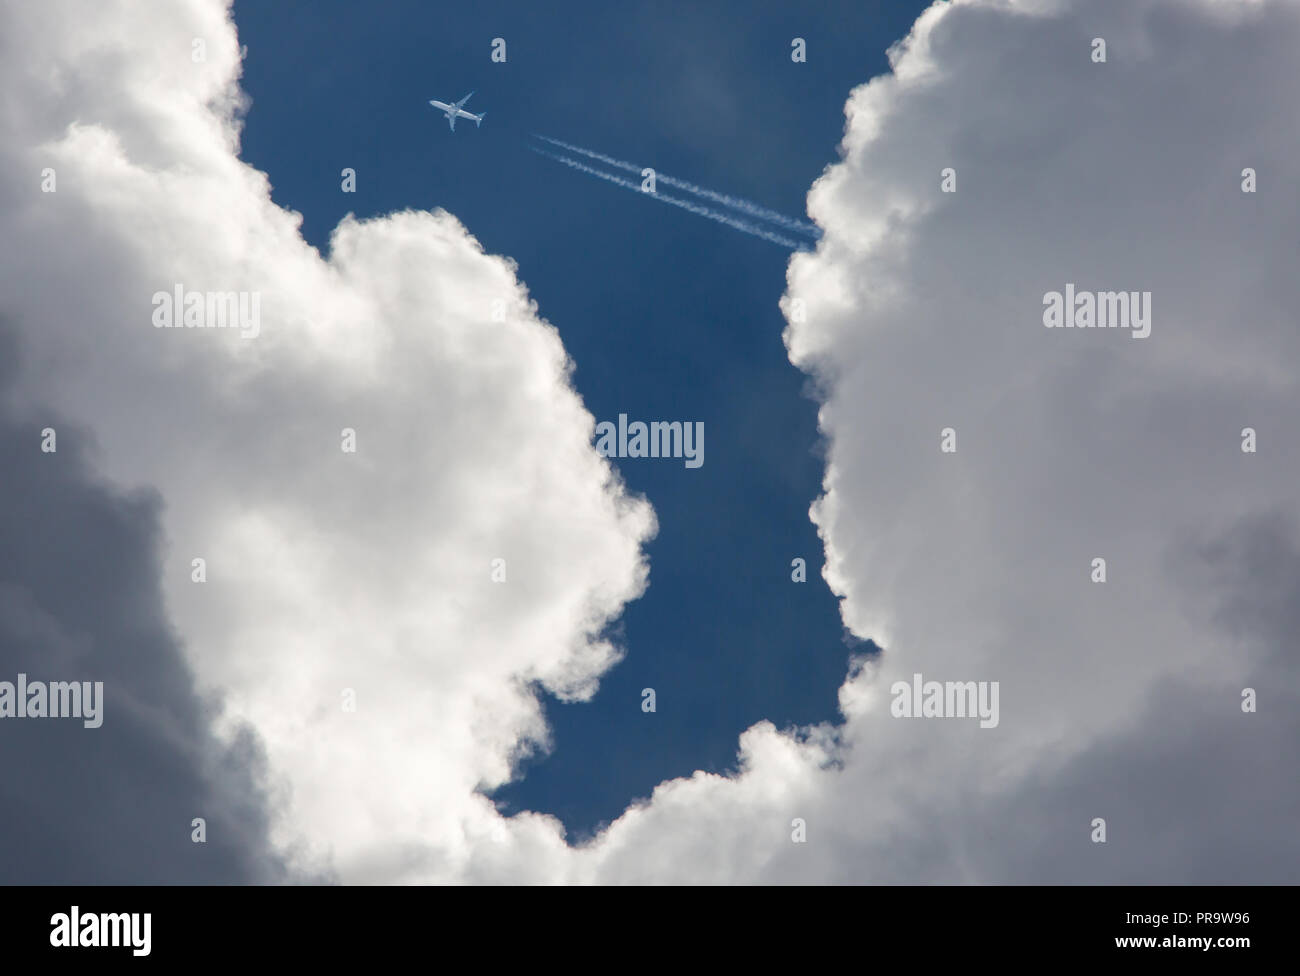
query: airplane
428 91 486 131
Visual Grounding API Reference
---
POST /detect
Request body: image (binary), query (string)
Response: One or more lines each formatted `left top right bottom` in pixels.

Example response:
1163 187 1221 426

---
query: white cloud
4 0 1298 884
0 0 654 882
573 0 1300 882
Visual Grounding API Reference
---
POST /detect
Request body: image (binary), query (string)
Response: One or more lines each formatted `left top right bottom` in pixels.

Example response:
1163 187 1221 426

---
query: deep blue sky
231 0 928 839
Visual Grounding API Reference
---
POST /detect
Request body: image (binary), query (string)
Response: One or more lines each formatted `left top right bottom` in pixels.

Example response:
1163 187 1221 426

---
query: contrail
532 147 813 251
534 134 820 239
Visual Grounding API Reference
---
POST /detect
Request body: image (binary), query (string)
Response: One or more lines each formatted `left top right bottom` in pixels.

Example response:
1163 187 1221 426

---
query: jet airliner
429 91 486 131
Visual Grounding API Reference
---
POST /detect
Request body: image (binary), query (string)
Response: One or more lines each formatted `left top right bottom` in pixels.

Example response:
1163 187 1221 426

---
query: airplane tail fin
475 112 486 128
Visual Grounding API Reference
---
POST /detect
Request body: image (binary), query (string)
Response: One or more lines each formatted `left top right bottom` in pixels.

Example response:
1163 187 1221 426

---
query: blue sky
232 0 928 836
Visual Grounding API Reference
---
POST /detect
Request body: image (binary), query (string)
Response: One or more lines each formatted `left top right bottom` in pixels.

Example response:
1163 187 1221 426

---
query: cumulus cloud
0 330 290 883
0 0 652 881
3 0 1297 884
573 0 1300 882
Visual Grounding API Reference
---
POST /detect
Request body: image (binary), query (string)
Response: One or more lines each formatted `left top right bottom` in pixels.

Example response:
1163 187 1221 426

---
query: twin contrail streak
534 134 820 239
530 147 813 251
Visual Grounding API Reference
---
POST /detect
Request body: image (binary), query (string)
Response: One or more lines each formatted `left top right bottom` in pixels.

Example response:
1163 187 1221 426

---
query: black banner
3 885 1284 963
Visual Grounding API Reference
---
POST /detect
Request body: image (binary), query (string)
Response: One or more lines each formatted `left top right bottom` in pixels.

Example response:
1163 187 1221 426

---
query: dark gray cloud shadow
0 325 316 884
939 512 1300 883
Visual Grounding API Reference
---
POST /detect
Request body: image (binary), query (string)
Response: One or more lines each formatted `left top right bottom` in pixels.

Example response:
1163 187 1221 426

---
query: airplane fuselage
429 92 484 131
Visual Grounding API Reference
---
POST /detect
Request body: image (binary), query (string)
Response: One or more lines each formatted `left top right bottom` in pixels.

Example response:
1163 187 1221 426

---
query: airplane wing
447 114 456 131
454 91 474 111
